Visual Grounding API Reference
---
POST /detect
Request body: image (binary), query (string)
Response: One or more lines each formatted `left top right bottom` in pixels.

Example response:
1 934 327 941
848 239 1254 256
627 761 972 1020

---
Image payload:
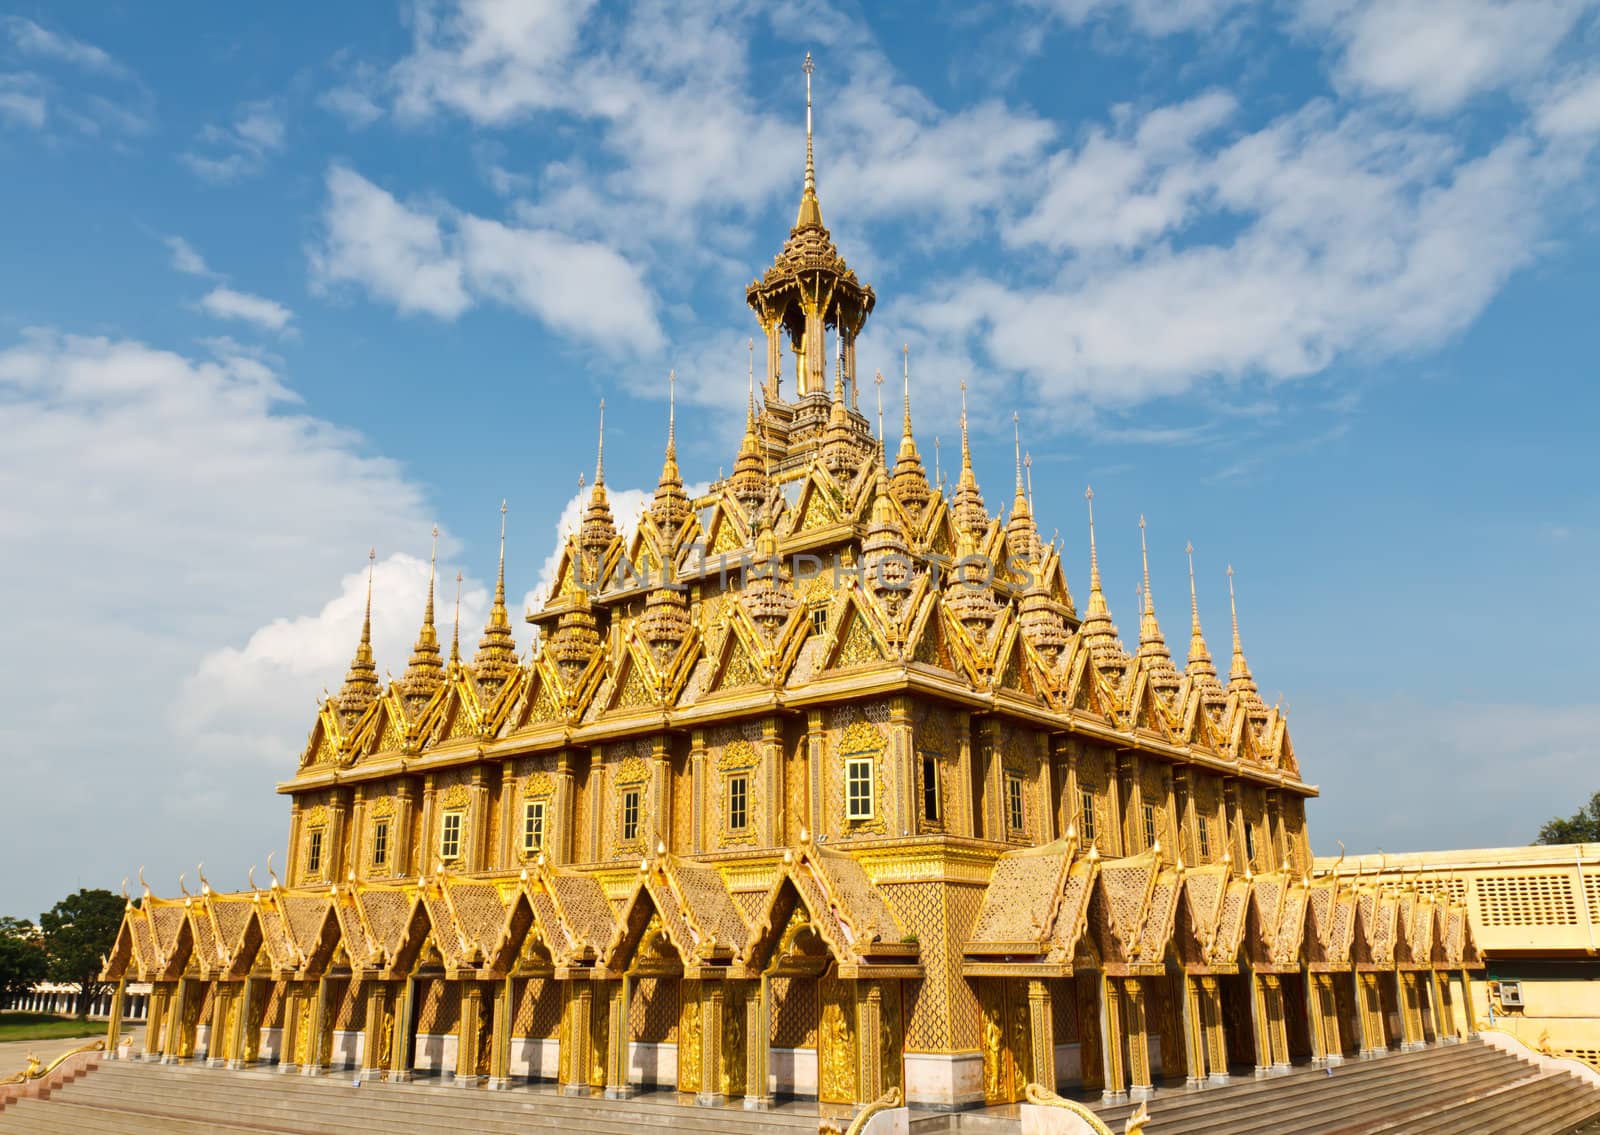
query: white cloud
459 216 662 349
181 99 287 183
184 554 494 765
1537 69 1600 137
199 286 295 333
918 101 1550 411
164 235 213 277
392 0 595 125
1298 0 1595 115
311 165 664 349
310 165 471 319
0 330 440 915
1030 0 1254 35
1005 90 1236 254
0 73 45 128
2 16 126 77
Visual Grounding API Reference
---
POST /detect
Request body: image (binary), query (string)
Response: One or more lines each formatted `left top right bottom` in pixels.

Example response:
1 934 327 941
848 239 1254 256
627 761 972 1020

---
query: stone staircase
0 1060 831 1135
1092 1040 1600 1135
4 1041 1597 1135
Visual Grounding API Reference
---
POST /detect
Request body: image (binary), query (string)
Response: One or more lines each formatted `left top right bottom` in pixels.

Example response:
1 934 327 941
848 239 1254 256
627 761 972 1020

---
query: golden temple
100 56 1481 1114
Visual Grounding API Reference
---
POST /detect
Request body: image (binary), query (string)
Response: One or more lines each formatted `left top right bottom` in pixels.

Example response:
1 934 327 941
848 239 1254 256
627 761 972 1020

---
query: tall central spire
1227 565 1262 705
890 344 931 515
797 51 822 230
1005 412 1040 565
951 381 988 538
1078 486 1127 670
652 370 691 535
475 500 519 687
400 526 446 704
1185 541 1221 694
1136 515 1180 696
579 399 616 566
336 548 381 721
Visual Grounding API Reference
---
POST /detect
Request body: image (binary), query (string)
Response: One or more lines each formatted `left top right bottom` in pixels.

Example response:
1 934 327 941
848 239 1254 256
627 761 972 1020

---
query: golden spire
400 526 446 703
335 548 381 720
1005 411 1040 564
1227 565 1261 702
475 500 519 685
1024 451 1034 509
652 369 690 534
951 380 988 537
874 367 885 451
580 399 616 559
796 52 823 230
1185 541 1221 693
1136 516 1180 695
891 344 931 515
832 329 845 403
450 570 463 671
731 342 770 515
1078 487 1126 668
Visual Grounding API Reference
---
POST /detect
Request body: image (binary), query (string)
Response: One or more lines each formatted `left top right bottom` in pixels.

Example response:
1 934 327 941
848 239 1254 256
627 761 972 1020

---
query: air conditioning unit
1496 980 1525 1009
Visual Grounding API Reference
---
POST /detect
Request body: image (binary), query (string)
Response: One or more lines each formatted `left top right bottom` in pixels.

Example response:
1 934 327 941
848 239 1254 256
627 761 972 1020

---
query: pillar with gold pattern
1124 978 1153 1100
1398 973 1425 1051
277 983 302 1073
105 978 126 1057
388 977 417 1082
1355 973 1384 1057
1199 977 1229 1084
143 983 170 1061
744 972 773 1109
696 979 725 1106
1027 979 1057 1094
560 980 593 1095
360 981 390 1081
487 976 515 1090
1263 975 1290 1070
1100 974 1128 1103
604 976 633 1099
207 982 231 1067
456 981 486 1087
301 976 331 1075
1181 977 1207 1088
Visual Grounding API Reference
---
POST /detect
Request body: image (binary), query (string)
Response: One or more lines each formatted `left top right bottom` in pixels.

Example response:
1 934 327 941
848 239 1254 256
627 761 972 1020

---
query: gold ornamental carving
439 784 470 809
522 772 555 799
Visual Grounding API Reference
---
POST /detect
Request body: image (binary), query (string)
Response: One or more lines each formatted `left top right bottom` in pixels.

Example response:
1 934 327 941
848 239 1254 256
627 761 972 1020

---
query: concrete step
0 1097 275 1135
1396 1073 1600 1135
86 1064 824 1130
54 1060 826 1135
1095 1042 1522 1133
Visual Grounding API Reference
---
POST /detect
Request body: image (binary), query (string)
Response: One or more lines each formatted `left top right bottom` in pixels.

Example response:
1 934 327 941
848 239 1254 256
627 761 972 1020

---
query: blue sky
2 0 1598 917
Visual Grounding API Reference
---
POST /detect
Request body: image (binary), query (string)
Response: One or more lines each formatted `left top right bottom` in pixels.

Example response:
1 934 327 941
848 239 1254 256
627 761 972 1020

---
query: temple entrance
1333 974 1361 1058
1219 973 1257 1072
1280 973 1313 1063
978 977 1032 1105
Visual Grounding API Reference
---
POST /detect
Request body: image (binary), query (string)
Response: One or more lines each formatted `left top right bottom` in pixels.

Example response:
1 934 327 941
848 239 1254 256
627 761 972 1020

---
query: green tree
40 889 124 1018
0 916 47 1006
1536 791 1600 845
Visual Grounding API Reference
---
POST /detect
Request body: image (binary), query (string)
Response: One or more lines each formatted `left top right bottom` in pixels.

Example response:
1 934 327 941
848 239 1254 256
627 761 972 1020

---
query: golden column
302 976 331 1076
1356 973 1385 1057
560 981 593 1095
1263 975 1289 1070
1124 978 1153 1099
488 976 516 1090
1181 976 1208 1088
856 981 885 1105
1100 975 1128 1103
277 983 301 1073
104 978 126 1058
457 982 487 1086
1398 973 1424 1051
143 982 169 1061
360 980 390 1081
389 976 417 1082
1200 977 1229 1084
160 976 187 1064
745 972 773 1109
604 976 633 1099
206 982 231 1067
1027 978 1057 1093
697 981 726 1106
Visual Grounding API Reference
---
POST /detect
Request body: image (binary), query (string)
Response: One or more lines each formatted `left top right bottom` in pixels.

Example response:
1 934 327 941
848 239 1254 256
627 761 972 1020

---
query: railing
0 1039 104 1086
1025 1083 1151 1134
818 1086 902 1135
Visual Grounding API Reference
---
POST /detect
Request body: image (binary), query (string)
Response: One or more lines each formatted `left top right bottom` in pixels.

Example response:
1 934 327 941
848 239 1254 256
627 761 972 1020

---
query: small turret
950 381 988 539
399 527 447 705
651 371 693 537
1226 565 1264 708
1077 488 1128 675
1135 516 1181 699
474 501 521 689
335 548 381 722
1185 542 1223 699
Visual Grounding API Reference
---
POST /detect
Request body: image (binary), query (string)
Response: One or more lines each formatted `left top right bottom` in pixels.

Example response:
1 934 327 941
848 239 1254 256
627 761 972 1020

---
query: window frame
726 774 749 832
1244 820 1257 864
1004 772 1026 834
522 799 546 856
1079 788 1097 842
809 605 829 637
371 819 389 869
439 809 464 862
1143 802 1158 850
1197 815 1210 860
621 788 641 843
845 756 875 821
921 754 941 824
306 827 325 876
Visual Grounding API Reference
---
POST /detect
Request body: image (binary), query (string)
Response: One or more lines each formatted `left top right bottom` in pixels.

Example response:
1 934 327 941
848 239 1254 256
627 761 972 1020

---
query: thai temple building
100 58 1481 1115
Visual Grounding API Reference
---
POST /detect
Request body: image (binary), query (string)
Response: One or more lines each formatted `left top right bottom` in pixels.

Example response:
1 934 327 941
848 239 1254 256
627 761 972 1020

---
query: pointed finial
496 499 508 604
901 344 913 438
426 524 439 625
1085 486 1101 591
803 52 816 198
1140 515 1155 618
959 380 971 469
1012 411 1023 494
450 570 463 667
1186 542 1199 630
934 435 943 490
595 398 606 485
667 369 677 456
1024 452 1034 508
874 368 885 442
747 339 756 423
362 547 375 646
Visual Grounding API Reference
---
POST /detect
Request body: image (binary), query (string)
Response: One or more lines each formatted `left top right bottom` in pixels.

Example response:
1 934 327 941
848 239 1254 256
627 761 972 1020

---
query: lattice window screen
1475 874 1579 926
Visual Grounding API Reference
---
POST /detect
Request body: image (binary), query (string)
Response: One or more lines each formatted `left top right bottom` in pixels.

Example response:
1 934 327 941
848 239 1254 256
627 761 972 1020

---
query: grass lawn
0 1012 104 1043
